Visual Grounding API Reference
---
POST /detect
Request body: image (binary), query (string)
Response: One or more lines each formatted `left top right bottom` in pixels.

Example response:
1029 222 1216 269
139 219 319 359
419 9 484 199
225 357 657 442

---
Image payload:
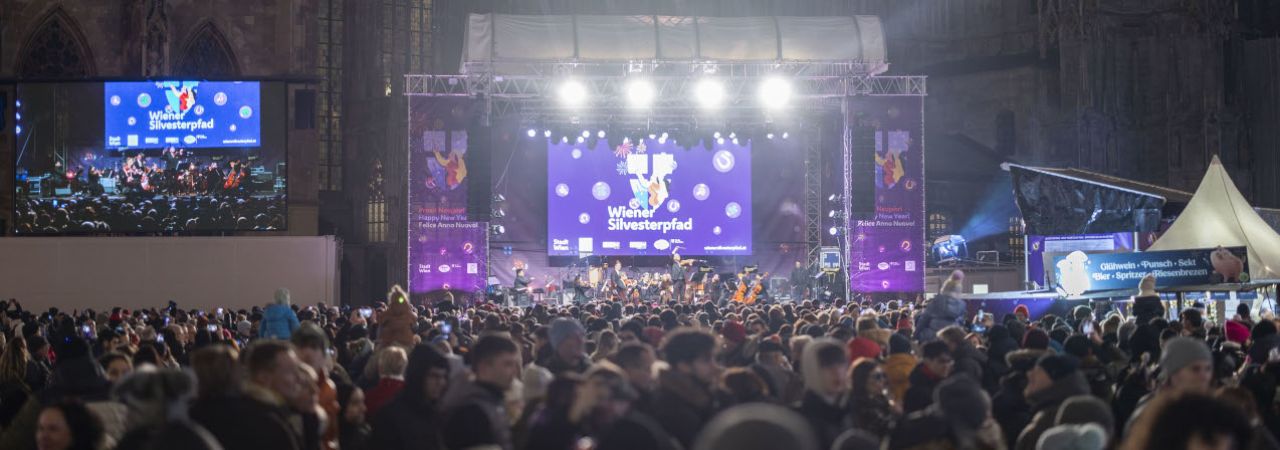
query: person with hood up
112 368 222 449
915 270 967 342
1015 354 1091 450
888 376 1004 450
260 288 301 340
882 333 917 406
992 339 1051 446
377 286 418 349
369 344 450 450
795 338 852 449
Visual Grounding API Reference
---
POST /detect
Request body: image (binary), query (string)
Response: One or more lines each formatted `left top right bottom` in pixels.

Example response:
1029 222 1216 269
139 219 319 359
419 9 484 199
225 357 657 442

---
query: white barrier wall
0 236 339 312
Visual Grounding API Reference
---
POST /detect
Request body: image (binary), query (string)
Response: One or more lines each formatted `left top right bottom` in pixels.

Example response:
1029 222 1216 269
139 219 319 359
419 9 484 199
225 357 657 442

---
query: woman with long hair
0 337 32 428
847 357 899 437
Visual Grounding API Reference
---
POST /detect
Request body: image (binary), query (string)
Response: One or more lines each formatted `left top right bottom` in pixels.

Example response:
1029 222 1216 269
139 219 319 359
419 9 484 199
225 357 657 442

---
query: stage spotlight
597 130 606 138
577 136 586 144
827 194 840 202
14 125 21 135
716 137 725 145
694 78 725 108
625 78 656 108
766 133 775 140
526 129 537 138
759 77 793 109
782 132 789 139
543 129 552 138
557 79 589 107
729 132 736 139
829 226 839 236
493 194 506 203
492 209 506 218
561 136 569 144
657 133 668 144
661 132 669 140
491 224 506 235
582 130 591 138
648 133 657 140
732 138 739 145
713 131 722 139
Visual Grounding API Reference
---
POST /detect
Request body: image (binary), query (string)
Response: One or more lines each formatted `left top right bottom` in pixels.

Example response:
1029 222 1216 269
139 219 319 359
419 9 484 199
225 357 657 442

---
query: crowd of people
0 270 1275 450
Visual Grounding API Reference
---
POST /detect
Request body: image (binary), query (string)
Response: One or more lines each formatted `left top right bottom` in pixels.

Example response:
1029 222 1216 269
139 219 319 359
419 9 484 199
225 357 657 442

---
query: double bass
744 272 770 305
731 273 750 304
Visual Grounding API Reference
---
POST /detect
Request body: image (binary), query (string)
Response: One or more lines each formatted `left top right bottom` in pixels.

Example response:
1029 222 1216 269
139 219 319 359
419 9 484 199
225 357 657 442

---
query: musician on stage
572 274 590 304
671 252 690 302
608 260 626 297
790 260 810 301
513 266 531 306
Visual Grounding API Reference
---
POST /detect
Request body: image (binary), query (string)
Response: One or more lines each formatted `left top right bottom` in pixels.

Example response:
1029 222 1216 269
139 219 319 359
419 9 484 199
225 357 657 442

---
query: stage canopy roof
1147 155 1280 282
461 14 887 72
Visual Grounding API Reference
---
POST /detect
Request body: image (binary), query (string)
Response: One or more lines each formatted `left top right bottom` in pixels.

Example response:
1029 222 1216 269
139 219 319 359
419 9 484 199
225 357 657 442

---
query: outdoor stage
403 13 927 305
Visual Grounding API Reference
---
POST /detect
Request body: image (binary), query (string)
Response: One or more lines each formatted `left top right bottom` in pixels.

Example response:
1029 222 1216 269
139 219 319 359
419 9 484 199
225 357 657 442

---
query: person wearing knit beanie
1035 353 1080 382
1035 423 1107 450
545 317 589 374
1158 336 1213 392
846 337 882 362
1224 320 1251 345
1055 395 1115 441
1022 328 1051 350
721 320 748 345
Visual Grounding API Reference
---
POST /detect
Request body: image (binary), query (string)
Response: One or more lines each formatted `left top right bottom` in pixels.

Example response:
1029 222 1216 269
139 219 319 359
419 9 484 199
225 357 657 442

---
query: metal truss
804 121 825 277
405 67 925 126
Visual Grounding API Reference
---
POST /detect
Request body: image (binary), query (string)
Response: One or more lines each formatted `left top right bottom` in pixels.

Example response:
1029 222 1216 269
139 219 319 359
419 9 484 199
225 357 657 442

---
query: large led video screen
12 82 287 234
547 137 752 256
103 81 261 149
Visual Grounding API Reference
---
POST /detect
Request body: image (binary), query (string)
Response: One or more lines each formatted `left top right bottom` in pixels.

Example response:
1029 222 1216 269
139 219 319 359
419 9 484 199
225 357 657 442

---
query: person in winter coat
259 288 301 340
35 400 103 450
1131 275 1165 326
112 369 222 450
647 329 721 449
369 344 450 450
992 347 1047 446
938 325 987 384
442 335 522 450
795 338 852 449
985 325 1019 381
336 384 371 450
189 343 302 450
882 333 917 406
902 341 953 415
0 336 127 450
847 358 900 437
588 365 679 450
888 376 1005 450
914 271 967 342
1015 354 1091 450
377 286 418 349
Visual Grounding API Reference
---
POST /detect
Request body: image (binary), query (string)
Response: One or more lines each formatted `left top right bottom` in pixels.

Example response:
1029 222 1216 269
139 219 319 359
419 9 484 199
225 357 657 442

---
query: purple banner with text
849 96 926 293
407 97 487 297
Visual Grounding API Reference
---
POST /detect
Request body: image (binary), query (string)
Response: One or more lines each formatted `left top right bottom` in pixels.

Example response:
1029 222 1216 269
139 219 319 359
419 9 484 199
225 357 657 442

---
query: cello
731 273 749 304
744 272 770 305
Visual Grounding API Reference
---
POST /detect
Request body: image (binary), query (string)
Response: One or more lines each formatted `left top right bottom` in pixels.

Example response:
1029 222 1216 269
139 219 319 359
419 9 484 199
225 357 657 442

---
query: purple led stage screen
849 96 926 293
409 221 488 294
547 138 752 256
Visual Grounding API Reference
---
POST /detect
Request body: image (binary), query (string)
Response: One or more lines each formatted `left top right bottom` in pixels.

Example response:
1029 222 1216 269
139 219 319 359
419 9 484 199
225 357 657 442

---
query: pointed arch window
174 23 241 78
18 8 95 78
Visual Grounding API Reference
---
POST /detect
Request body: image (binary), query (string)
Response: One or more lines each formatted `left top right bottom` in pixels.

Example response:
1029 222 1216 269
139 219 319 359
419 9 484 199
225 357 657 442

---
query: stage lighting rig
759 77 793 109
694 78 725 109
557 79 588 108
625 78 656 108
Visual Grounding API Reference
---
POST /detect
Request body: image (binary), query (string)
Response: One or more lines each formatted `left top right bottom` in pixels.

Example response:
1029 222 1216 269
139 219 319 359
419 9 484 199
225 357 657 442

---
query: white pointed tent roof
1147 155 1280 281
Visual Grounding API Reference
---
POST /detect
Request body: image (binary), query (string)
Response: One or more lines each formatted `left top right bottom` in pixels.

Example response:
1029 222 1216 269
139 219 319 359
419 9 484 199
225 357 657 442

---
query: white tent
1147 155 1280 281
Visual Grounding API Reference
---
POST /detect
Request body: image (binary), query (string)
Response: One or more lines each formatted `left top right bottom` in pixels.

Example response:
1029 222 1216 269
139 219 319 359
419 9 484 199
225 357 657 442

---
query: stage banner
407 97 487 297
849 96 925 293
409 221 489 294
1051 246 1249 296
